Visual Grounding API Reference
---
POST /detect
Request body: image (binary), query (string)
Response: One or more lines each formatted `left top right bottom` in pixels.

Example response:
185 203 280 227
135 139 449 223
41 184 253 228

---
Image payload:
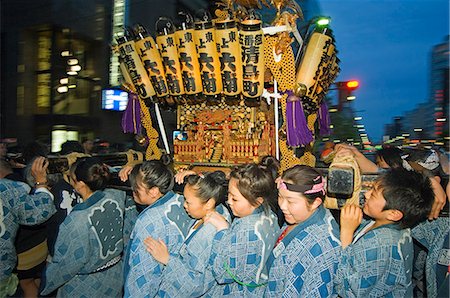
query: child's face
363 181 389 219
183 184 210 220
227 178 258 218
278 187 316 224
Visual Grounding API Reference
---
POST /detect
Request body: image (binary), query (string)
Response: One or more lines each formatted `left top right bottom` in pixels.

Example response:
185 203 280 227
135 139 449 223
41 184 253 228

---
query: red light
346 80 359 89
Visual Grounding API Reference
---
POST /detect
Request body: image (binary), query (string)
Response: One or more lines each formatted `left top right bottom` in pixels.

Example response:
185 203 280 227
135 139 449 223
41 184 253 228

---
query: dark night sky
320 0 449 142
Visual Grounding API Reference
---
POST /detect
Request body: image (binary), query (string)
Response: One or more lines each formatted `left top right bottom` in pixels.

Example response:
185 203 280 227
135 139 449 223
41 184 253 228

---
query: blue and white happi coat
265 205 341 297
0 179 55 282
412 217 450 298
335 220 414 298
158 204 231 297
41 188 137 297
124 191 194 298
208 206 280 297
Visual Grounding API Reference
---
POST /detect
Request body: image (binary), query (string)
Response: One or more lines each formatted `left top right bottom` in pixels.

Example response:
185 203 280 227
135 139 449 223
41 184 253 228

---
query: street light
57 86 68 93
346 80 359 89
61 50 72 57
329 107 338 113
70 65 82 72
335 80 360 110
67 58 79 65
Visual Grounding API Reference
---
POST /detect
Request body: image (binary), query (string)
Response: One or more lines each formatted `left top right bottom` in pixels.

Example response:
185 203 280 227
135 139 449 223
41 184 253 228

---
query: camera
327 166 354 199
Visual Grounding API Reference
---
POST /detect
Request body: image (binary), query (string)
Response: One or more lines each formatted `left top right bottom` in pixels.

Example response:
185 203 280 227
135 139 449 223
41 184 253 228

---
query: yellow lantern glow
215 12 242 106
134 24 173 108
116 28 156 104
194 11 223 105
240 12 264 107
175 12 204 104
156 17 185 105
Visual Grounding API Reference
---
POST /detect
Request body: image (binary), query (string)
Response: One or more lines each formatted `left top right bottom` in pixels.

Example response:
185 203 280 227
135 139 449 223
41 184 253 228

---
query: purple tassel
121 92 142 134
286 94 313 146
318 101 331 136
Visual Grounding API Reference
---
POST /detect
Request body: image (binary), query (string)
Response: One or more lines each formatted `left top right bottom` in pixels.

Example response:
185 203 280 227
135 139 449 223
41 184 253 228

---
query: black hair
281 165 325 204
72 157 110 191
185 171 228 206
259 156 284 226
22 141 48 164
60 140 84 155
229 162 278 214
379 169 434 229
160 153 175 173
130 159 174 195
376 147 404 169
259 155 280 180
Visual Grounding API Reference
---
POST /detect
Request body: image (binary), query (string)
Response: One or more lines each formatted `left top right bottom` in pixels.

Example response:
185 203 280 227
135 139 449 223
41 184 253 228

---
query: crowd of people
0 139 449 298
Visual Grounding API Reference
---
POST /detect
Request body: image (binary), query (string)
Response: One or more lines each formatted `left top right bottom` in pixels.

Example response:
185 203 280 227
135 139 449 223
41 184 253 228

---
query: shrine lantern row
115 7 339 171
116 10 267 109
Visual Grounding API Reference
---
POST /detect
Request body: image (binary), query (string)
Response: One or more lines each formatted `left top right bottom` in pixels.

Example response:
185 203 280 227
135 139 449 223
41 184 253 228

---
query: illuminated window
51 129 79 152
109 0 127 86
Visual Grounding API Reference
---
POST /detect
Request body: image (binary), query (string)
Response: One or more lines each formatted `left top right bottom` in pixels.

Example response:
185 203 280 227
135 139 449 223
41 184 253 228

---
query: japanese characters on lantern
239 14 264 107
194 11 223 105
175 12 204 104
116 28 156 104
118 55 133 87
133 24 173 108
294 27 334 104
156 17 185 105
215 14 242 106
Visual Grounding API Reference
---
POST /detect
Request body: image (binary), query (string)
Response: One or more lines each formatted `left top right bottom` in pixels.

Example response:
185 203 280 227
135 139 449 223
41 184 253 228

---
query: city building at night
1 0 118 150
383 35 449 147
429 35 449 140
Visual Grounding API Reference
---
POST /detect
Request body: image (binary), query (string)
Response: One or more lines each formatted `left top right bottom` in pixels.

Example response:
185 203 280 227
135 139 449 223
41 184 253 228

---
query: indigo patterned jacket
208 206 280 297
335 220 413 298
0 179 55 282
41 188 137 297
265 205 341 297
124 191 194 298
158 204 231 297
412 217 450 298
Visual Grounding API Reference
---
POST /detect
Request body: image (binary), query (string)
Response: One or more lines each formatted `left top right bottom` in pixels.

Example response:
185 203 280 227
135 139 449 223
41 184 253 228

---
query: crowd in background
0 138 449 298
